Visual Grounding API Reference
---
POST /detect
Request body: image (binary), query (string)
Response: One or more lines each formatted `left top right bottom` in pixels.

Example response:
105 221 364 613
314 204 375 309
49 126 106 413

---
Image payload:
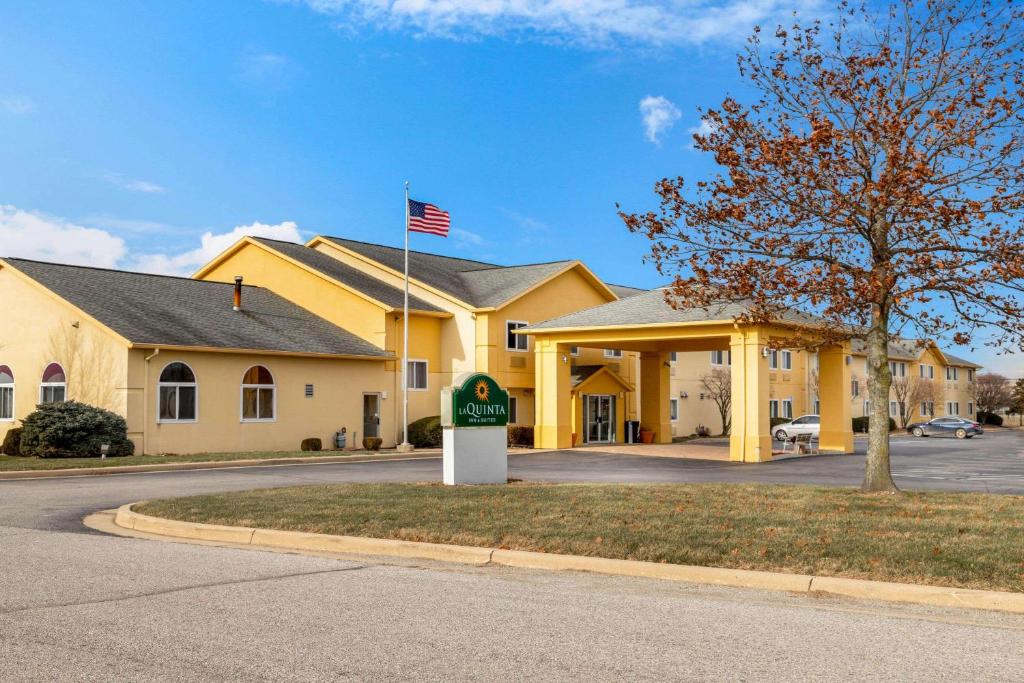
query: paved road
2 430 1024 680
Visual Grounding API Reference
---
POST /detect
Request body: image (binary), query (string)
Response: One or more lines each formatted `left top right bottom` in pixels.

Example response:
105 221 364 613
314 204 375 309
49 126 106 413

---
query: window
670 351 677 362
604 349 623 358
889 361 906 377
889 400 898 417
710 350 728 366
946 401 959 416
769 399 780 418
670 398 679 421
39 362 66 404
781 350 792 371
407 360 428 390
0 365 13 421
919 364 934 379
506 321 529 351
570 346 580 357
967 402 974 416
851 379 860 397
157 362 197 423
814 399 820 414
967 369 975 382
768 350 779 370
946 367 958 381
863 400 871 415
508 395 518 424
781 398 793 419
921 401 934 417
241 365 275 421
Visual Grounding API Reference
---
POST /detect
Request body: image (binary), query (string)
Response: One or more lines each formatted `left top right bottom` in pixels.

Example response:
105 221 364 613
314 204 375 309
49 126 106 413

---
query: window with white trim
604 349 623 359
768 349 779 370
0 365 13 421
946 401 959 416
670 398 679 421
921 401 934 417
781 398 793 419
670 351 677 362
967 369 975 382
946 366 958 381
919 364 934 379
780 350 792 371
769 399 780 418
570 346 580 357
967 402 974 416
889 361 907 377
863 400 871 415
508 395 518 424
39 362 66 404
157 362 197 422
889 400 898 417
407 360 428 390
241 365 275 421
851 379 860 397
506 321 529 351
710 350 729 366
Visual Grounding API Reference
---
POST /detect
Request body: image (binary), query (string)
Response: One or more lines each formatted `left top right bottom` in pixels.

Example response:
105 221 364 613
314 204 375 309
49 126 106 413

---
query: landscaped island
136 482 1024 593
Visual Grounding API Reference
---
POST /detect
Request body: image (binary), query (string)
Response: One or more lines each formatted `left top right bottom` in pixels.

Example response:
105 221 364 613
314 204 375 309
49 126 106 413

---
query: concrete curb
112 503 1024 615
0 451 442 480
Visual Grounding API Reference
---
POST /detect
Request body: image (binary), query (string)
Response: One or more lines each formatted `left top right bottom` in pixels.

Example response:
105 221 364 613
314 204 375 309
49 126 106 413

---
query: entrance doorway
585 394 615 444
363 393 381 439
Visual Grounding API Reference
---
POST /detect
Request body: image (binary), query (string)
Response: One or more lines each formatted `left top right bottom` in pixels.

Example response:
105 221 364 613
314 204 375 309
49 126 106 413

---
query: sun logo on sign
474 379 490 402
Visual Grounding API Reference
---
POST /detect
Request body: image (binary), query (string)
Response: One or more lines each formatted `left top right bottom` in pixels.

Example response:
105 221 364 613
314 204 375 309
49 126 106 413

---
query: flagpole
400 180 411 451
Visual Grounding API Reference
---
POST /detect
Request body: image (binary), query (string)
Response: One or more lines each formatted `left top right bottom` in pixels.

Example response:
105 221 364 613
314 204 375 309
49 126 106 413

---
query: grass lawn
0 450 384 472
137 482 1024 592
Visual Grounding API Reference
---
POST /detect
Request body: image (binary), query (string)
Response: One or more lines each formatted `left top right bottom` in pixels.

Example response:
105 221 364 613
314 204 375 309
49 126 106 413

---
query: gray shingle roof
525 287 825 330
938 351 982 369
251 238 443 313
606 283 646 299
850 338 981 367
4 258 388 358
322 236 578 308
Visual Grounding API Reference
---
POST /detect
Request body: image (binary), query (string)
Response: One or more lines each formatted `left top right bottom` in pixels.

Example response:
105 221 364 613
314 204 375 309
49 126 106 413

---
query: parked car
906 417 984 439
773 415 820 442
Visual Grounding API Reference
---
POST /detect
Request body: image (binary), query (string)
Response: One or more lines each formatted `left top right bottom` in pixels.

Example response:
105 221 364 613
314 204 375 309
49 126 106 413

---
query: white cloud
1 96 35 115
102 172 166 194
639 95 681 144
291 0 824 48
131 221 304 276
686 117 718 149
451 227 485 247
0 205 126 268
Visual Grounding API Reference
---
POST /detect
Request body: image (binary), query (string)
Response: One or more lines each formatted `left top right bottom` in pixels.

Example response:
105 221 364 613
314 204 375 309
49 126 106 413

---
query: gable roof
319 236 612 309
570 364 634 391
2 258 388 358
525 287 825 331
850 338 981 368
249 238 443 313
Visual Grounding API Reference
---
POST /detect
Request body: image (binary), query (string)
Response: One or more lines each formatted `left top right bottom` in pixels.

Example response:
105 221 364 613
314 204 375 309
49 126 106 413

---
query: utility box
441 373 509 485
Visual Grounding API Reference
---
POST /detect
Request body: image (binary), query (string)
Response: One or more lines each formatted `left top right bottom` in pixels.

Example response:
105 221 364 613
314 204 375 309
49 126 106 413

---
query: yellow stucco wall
131 349 392 454
0 265 130 446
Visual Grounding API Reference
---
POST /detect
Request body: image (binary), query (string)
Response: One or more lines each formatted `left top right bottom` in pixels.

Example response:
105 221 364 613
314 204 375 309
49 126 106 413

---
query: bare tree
701 367 732 436
620 1 1024 492
47 325 120 411
973 372 1013 416
891 376 939 428
1009 378 1024 426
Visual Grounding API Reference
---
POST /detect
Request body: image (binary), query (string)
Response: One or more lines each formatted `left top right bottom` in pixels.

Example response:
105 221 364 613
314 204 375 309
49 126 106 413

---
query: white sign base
443 426 508 485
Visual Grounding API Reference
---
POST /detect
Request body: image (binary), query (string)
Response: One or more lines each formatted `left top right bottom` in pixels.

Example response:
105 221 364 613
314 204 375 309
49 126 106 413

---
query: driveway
3 430 1024 680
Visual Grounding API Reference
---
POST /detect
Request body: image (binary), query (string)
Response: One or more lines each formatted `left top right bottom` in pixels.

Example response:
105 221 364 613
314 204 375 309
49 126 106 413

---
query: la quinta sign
441 372 509 485
451 374 509 428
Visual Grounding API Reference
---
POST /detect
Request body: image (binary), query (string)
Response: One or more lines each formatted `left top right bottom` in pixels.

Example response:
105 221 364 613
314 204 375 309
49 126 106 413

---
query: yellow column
729 329 772 462
534 338 572 449
818 342 854 453
640 351 672 444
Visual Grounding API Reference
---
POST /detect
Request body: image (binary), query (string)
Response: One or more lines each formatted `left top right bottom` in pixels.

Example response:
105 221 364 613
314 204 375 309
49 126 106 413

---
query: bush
2 427 24 456
19 401 134 458
852 416 897 433
362 437 383 451
977 412 1004 426
508 425 534 447
408 415 442 448
300 438 322 452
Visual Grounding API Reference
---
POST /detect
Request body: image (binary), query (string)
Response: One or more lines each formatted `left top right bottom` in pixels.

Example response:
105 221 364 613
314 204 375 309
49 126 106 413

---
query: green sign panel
451 373 509 428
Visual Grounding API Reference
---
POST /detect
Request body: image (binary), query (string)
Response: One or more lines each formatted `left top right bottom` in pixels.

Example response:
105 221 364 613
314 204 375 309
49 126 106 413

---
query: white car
773 415 820 442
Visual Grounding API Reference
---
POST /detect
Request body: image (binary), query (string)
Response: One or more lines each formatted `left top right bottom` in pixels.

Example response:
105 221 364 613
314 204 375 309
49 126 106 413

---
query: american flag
408 198 450 237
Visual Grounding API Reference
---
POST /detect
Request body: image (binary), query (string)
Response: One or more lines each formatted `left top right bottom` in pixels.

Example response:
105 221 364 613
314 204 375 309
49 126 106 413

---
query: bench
781 432 819 455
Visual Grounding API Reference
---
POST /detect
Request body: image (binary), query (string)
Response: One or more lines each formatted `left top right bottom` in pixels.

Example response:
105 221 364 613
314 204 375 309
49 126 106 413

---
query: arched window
241 365 275 421
157 362 197 423
0 365 14 421
39 362 66 404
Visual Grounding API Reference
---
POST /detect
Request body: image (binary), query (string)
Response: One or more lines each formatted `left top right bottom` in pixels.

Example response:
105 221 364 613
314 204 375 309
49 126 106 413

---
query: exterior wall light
680 391 688 398
561 354 568 364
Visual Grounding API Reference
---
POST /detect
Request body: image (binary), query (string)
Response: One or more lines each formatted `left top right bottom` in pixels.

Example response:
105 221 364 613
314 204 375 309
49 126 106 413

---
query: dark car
906 417 984 439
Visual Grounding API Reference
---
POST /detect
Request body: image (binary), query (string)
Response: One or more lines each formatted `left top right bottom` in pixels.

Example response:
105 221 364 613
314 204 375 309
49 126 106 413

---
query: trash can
626 420 641 444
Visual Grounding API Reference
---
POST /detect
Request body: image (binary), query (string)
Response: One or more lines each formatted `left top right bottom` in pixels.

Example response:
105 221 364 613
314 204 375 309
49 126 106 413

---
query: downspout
144 348 160 455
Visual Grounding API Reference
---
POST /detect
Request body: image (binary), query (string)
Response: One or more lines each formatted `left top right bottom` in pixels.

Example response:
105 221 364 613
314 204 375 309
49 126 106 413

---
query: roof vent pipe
233 276 243 311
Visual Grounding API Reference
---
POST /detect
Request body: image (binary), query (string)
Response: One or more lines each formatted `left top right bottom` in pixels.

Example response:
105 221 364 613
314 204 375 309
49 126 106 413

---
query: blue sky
0 1 1018 374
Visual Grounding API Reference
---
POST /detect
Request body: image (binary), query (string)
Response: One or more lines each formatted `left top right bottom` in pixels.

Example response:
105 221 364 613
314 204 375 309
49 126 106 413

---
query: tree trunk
862 310 899 492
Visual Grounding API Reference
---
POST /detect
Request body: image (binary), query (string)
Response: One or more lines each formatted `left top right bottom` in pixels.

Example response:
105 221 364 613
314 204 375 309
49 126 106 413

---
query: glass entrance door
363 394 381 438
585 395 615 444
